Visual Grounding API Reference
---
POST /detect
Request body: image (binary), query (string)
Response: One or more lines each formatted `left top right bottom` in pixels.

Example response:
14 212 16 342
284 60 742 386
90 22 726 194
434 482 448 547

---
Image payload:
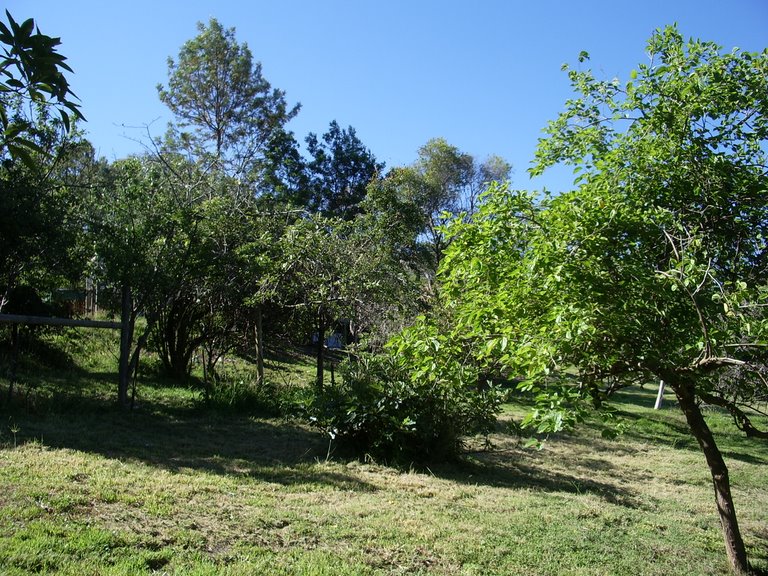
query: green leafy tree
157 192 287 386
0 10 83 166
409 137 474 268
90 156 205 405
0 138 95 308
131 165 253 385
465 154 512 215
371 139 511 294
347 200 423 350
277 215 369 388
152 17 309 383
286 217 500 461
276 210 415 388
305 120 384 219
0 11 90 310
157 18 302 199
220 203 290 387
92 153 278 394
439 27 767 575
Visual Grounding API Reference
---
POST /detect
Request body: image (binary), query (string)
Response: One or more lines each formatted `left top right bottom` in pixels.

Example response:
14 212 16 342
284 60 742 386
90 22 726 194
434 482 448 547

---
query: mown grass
0 327 767 575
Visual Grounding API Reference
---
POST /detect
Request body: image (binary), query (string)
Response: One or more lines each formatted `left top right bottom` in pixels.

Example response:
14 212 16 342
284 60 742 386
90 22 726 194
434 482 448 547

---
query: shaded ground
1 351 767 575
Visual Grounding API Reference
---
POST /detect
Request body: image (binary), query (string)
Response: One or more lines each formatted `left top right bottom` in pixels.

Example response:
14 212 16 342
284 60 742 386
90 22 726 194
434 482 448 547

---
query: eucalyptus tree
438 27 768 575
371 139 511 288
409 137 474 268
464 154 511 215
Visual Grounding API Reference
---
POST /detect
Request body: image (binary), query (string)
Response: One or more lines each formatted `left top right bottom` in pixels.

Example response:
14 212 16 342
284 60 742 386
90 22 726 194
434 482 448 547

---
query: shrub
307 334 505 463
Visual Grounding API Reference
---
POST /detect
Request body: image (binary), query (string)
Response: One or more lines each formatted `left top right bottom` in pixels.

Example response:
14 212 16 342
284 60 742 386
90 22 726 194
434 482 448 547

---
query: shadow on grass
720 450 768 466
752 526 768 575
614 409 696 448
611 401 768 466
6 370 765 505
434 448 642 509
3 395 379 493
4 388 644 506
254 343 314 368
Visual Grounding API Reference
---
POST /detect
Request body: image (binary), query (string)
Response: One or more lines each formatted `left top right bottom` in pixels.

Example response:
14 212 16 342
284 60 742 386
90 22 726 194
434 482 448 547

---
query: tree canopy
157 18 301 198
305 120 384 219
438 26 767 574
0 10 90 312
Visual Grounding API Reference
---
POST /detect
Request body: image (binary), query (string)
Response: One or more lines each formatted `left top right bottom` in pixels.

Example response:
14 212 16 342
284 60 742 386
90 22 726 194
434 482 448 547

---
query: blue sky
8 0 768 193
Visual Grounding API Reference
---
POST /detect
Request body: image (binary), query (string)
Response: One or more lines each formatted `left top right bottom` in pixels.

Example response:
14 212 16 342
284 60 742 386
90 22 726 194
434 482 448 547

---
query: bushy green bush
307 322 505 462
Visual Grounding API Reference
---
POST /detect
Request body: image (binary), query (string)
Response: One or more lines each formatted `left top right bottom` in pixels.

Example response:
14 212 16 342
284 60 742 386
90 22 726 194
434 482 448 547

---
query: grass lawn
0 329 766 574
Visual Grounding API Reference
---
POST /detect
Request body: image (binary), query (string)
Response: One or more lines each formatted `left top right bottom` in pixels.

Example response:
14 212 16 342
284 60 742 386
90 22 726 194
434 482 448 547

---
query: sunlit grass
1 328 766 575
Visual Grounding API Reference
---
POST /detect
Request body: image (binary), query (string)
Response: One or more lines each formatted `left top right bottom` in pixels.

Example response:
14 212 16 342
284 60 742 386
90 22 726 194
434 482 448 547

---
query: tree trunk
201 347 210 401
127 324 151 390
671 378 751 575
316 309 325 390
6 323 19 403
118 283 134 408
158 295 206 382
255 306 264 387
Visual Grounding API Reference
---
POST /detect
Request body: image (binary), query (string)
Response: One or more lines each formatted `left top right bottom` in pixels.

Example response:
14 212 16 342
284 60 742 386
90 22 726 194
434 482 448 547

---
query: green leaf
523 438 543 450
19 16 34 39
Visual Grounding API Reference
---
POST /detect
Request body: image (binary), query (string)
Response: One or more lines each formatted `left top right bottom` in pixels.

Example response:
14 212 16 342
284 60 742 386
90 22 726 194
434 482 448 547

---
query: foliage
0 163 77 300
0 132 97 312
525 27 768 429
157 17 302 198
166 194 289 383
0 10 83 167
371 139 511 284
275 210 419 386
90 157 184 296
307 319 506 462
0 13 92 306
305 120 384 219
438 26 768 574
149 18 314 386
88 155 202 402
205 376 286 415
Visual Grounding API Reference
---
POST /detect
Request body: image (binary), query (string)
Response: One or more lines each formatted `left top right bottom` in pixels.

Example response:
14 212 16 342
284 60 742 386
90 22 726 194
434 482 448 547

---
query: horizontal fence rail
0 314 122 329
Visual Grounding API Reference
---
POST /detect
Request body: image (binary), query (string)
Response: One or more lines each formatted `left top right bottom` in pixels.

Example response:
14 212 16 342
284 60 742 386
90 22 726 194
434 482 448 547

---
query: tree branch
693 356 746 370
699 390 768 439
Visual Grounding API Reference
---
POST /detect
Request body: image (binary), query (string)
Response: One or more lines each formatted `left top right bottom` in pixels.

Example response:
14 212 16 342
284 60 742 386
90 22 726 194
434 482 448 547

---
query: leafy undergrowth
0 325 316 415
1 379 766 575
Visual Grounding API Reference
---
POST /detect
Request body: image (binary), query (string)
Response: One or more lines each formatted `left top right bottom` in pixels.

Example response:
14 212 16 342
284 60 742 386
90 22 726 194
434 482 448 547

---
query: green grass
1 327 767 575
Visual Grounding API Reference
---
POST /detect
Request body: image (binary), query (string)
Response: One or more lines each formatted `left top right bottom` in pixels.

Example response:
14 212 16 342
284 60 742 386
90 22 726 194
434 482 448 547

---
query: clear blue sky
7 0 768 193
